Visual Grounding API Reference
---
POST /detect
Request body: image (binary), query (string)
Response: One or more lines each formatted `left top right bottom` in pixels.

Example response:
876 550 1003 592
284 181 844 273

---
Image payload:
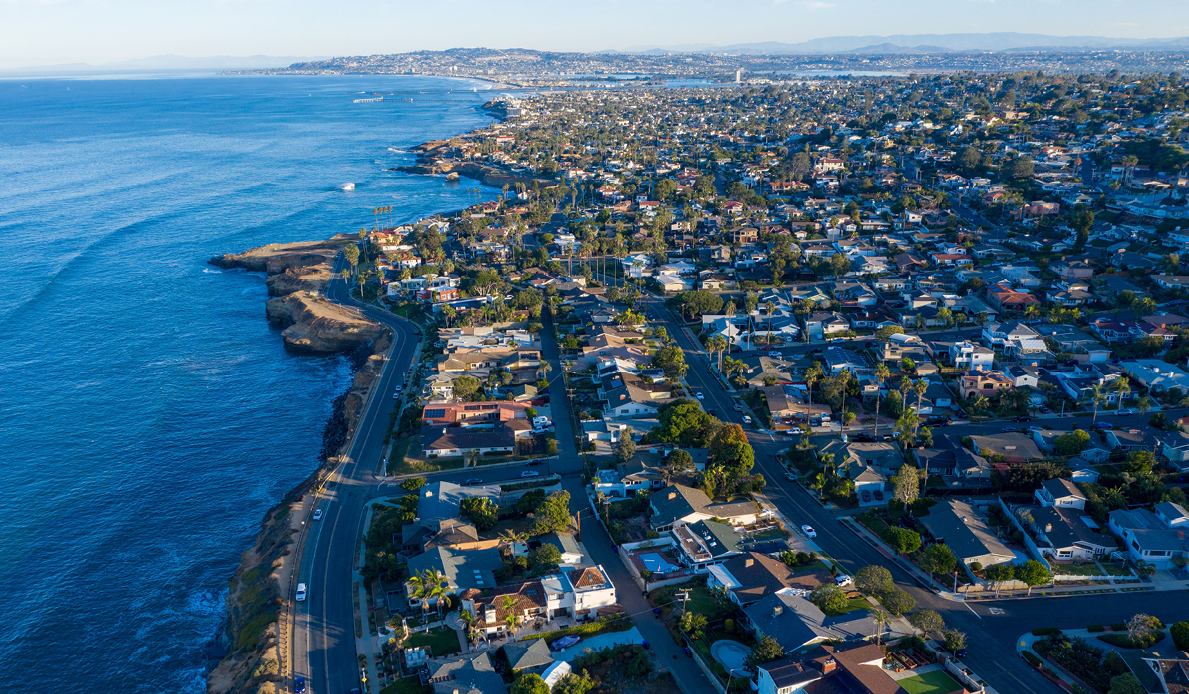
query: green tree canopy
745 634 785 673
459 496 498 531
855 565 894 596
808 584 850 614
653 399 718 446
510 673 550 694
1054 429 1091 456
909 609 946 637
919 544 958 575
880 589 916 616
533 491 572 535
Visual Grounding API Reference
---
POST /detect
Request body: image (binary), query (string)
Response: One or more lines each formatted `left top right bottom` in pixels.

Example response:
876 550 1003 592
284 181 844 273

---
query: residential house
1104 427 1161 453
600 371 674 418
969 433 1044 463
919 499 1016 569
1108 502 1189 569
670 519 744 571
591 460 665 498
425 653 507 694
541 532 584 567
753 642 906 694
416 481 502 521
1034 478 1088 510
1123 360 1189 394
804 312 851 340
501 640 555 675
649 484 758 531
948 341 995 371
763 384 832 427
957 371 1015 400
1027 506 1116 562
706 552 830 608
986 284 1041 312
742 591 877 655
406 546 504 607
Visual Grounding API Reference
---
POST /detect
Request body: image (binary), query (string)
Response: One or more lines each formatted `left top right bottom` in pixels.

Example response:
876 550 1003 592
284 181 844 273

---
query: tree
533 491 572 535
1107 674 1145 694
654 344 688 378
1088 383 1106 423
553 672 595 694
1125 449 1155 475
983 563 1015 596
400 476 428 491
614 428 637 462
919 544 957 576
528 544 561 571
664 448 694 480
459 496 498 531
884 527 922 554
875 325 905 341
1054 429 1091 456
909 609 946 637
808 584 850 614
1014 560 1052 595
680 612 708 638
943 629 967 652
892 465 920 506
957 146 982 173
510 673 550 694
1170 620 1189 652
1128 613 1163 645
873 363 891 438
880 588 916 616
745 634 785 673
452 375 481 402
855 565 894 596
805 362 824 413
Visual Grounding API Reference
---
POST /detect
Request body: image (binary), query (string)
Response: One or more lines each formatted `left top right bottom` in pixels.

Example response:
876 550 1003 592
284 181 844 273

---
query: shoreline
204 237 394 694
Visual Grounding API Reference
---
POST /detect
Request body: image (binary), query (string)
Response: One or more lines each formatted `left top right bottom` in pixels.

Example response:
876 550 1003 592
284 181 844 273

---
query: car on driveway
874 490 884 501
861 490 872 503
313 509 323 521
465 477 483 485
521 470 540 478
695 392 704 400
801 525 817 538
925 416 950 427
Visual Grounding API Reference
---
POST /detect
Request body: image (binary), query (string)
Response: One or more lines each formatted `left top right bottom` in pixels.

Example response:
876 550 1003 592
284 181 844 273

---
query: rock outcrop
211 237 389 354
393 140 550 189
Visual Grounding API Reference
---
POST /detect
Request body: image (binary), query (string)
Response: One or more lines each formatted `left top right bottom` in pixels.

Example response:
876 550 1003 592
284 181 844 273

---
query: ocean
0 74 499 692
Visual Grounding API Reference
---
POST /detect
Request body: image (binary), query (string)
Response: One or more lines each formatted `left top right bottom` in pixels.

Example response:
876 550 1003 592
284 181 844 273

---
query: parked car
695 392 704 400
1014 415 1032 422
874 490 884 501
925 416 950 427
861 490 872 503
313 509 323 521
1002 426 1020 433
1039 406 1052 414
521 470 540 478
785 472 796 482
954 410 969 419
1097 421 1114 429
1117 408 1136 415
742 415 752 425
464 477 483 485
801 525 817 538
733 404 744 411
835 575 854 587
296 583 307 602
851 433 873 442
295 676 306 693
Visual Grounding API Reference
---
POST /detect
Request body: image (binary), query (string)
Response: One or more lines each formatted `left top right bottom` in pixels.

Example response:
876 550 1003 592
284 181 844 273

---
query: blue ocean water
0 74 499 692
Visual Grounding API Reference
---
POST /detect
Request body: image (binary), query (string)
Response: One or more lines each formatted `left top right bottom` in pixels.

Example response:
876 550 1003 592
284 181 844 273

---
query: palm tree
1137 395 1153 418
420 568 448 619
805 362 824 416
765 301 776 339
971 394 990 416
1112 377 1130 410
836 370 853 440
872 609 891 645
873 363 891 438
913 379 929 435
1088 383 1106 422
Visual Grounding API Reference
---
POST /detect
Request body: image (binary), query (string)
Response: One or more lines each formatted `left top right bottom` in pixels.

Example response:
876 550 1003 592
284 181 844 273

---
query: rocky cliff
211 237 388 354
393 139 550 189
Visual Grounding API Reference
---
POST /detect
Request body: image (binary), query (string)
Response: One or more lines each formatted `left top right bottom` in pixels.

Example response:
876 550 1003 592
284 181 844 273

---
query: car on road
313 509 323 521
954 648 968 658
465 477 483 485
1002 426 1021 433
296 583 307 602
1014 415 1032 422
810 348 823 354
1097 421 1114 429
925 416 950 427
801 525 817 539
742 415 752 425
785 472 796 482
733 404 744 411
295 676 306 693
521 470 540 478
695 392 704 400
393 390 401 399
1117 408 1136 415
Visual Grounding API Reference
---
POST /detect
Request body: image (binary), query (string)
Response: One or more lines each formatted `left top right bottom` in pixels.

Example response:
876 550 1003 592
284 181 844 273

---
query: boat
552 635 581 650
341 183 355 191
353 96 383 103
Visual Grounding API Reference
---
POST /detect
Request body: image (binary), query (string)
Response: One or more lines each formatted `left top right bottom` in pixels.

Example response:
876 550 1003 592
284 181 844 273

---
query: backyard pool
711 639 751 676
638 551 680 573
552 626 645 662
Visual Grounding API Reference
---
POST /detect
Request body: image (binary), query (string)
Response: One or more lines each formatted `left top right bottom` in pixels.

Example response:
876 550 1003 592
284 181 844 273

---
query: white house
1108 502 1189 569
1034 478 1088 510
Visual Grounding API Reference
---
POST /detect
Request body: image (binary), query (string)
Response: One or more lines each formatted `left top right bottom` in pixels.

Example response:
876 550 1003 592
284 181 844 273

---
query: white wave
202 268 222 274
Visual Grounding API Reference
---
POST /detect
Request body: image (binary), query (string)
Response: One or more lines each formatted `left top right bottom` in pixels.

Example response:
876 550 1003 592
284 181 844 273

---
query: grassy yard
404 627 461 657
1053 563 1105 576
898 670 964 694
652 584 734 620
820 595 872 618
1101 563 1133 577
388 440 466 476
380 678 426 694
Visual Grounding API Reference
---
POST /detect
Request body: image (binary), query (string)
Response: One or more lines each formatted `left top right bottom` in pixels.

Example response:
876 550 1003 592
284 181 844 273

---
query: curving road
293 252 421 694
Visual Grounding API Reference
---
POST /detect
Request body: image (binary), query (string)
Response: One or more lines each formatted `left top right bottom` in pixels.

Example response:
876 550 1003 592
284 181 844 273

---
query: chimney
773 605 784 617
669 492 677 500
1179 530 1186 539
745 558 755 568
821 658 837 674
1045 524 1053 533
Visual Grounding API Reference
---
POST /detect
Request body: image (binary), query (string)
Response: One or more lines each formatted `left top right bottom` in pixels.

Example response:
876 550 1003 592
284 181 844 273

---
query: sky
2 0 1187 70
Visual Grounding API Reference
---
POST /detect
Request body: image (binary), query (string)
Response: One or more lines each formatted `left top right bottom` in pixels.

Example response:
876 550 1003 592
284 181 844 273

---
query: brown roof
462 580 548 627
810 643 905 694
722 552 827 603
568 566 609 589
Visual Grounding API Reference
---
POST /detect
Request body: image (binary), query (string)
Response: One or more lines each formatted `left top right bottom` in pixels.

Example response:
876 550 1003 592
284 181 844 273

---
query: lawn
404 627 461 657
388 440 466 476
1052 563 1105 576
898 670 964 694
652 584 734 620
1101 563 1133 577
380 678 425 694
820 595 872 618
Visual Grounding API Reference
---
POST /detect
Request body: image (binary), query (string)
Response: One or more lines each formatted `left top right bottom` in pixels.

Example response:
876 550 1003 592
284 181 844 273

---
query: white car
296 583 307 602
313 509 323 521
785 472 796 482
801 525 817 539
695 392 704 400
521 470 540 478
742 415 752 425
835 575 854 587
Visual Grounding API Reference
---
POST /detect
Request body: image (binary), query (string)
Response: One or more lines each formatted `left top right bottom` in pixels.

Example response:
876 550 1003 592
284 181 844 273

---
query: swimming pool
711 639 751 676
552 626 645 662
638 552 680 573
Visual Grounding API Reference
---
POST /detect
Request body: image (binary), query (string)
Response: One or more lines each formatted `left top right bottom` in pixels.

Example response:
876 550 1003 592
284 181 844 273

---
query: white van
296 583 307 602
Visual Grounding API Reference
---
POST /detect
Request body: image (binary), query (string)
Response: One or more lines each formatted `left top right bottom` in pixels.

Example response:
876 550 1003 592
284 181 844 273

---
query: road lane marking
964 601 983 619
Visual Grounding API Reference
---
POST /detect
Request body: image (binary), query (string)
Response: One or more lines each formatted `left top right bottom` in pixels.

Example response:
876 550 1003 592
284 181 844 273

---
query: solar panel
425 409 446 418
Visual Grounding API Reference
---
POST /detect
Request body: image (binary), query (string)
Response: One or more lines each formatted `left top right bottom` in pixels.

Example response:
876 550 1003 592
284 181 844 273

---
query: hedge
1172 622 1189 652
1111 623 1128 631
1098 632 1164 649
1023 652 1042 667
1087 625 1105 633
1032 628 1062 636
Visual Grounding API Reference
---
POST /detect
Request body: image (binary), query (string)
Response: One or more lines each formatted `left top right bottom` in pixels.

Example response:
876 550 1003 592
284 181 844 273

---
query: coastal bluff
210 237 387 354
393 139 550 189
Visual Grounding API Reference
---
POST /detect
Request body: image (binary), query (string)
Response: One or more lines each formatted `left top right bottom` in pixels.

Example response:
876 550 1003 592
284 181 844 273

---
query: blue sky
2 0 1186 70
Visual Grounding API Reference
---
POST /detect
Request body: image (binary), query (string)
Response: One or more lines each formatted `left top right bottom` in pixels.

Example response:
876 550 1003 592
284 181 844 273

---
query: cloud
774 0 835 7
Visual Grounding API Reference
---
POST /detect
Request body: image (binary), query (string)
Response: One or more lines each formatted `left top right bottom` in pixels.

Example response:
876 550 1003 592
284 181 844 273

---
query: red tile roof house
985 285 1040 312
930 252 974 268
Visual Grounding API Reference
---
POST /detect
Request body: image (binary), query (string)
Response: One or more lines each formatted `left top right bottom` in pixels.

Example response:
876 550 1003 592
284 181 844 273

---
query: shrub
1111 623 1128 631
1171 621 1189 652
1023 652 1042 667
1098 632 1163 649
1032 628 1062 636
1088 625 1105 633
724 619 735 633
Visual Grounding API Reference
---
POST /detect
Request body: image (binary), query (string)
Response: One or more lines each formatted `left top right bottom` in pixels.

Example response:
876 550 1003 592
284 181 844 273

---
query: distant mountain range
622 33 1189 55
3 54 325 74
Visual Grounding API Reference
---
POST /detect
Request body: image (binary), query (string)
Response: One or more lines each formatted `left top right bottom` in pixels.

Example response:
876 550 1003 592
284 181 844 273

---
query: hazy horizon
3 0 1188 71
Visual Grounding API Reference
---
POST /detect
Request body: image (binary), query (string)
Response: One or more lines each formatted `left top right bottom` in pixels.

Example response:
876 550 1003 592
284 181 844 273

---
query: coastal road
641 297 1189 694
294 253 421 694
